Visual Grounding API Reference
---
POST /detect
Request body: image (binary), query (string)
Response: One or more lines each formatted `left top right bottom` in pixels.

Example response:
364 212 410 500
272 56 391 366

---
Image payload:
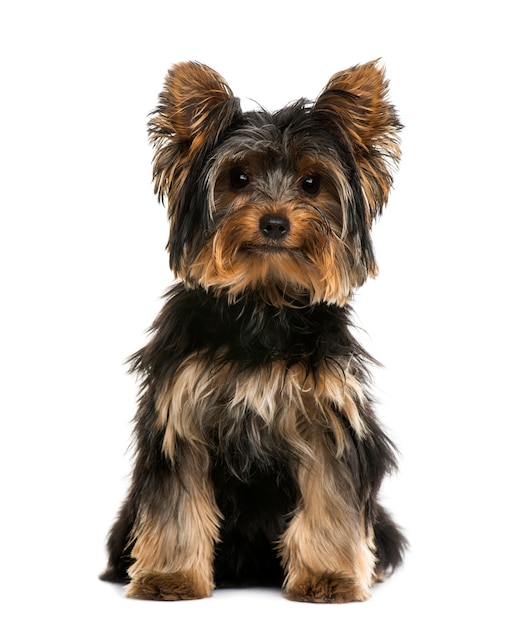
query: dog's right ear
152 61 236 143
148 62 241 206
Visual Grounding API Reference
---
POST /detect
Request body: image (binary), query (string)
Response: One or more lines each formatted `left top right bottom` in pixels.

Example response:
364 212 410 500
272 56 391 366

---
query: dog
101 60 406 603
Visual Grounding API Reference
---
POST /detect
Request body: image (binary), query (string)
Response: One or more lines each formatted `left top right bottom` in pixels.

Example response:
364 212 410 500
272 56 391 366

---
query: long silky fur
101 60 407 601
101 285 406 586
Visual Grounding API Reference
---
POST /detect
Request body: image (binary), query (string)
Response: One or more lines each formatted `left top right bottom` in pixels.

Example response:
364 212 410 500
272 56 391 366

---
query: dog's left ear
313 60 402 222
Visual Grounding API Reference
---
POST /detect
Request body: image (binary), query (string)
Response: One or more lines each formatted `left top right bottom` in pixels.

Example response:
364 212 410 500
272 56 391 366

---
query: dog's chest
156 352 367 458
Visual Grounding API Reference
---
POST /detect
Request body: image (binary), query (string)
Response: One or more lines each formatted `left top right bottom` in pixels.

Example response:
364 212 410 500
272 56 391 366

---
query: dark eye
301 173 321 196
229 168 250 191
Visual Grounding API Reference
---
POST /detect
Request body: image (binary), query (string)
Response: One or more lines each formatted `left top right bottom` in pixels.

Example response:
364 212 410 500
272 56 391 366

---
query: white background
1 1 516 624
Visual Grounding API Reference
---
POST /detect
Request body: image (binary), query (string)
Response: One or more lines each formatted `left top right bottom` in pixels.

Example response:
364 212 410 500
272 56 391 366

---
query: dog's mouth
239 244 313 267
241 243 292 254
233 241 320 276
240 241 307 256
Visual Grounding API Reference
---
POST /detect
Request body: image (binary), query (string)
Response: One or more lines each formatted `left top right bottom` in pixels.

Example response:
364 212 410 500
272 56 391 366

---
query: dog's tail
373 503 408 580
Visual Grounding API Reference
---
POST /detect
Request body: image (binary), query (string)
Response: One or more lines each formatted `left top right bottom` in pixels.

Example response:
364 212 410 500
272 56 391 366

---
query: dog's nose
259 214 290 240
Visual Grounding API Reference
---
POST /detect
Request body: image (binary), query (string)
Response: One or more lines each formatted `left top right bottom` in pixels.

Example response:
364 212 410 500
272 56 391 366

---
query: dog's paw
284 572 371 603
125 571 212 601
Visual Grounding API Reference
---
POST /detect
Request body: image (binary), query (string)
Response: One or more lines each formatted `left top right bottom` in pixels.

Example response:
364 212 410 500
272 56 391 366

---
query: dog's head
149 61 401 306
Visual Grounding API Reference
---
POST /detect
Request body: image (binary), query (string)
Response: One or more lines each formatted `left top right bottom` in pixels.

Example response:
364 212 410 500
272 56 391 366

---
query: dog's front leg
280 437 375 603
125 441 220 601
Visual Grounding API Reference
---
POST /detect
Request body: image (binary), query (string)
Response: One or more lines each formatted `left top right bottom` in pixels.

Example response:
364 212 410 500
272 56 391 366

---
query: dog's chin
187 251 338 308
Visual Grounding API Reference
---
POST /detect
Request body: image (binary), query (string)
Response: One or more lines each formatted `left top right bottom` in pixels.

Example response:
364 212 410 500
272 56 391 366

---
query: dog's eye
229 168 250 191
301 174 321 196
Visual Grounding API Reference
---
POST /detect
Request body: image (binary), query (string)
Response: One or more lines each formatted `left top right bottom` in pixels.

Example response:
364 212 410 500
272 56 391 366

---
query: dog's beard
186 205 363 307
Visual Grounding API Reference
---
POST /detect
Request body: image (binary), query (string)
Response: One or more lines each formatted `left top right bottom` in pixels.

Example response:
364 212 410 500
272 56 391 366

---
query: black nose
259 214 290 240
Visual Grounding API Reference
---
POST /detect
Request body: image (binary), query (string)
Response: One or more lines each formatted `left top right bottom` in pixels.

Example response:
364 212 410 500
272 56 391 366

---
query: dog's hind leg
100 498 136 583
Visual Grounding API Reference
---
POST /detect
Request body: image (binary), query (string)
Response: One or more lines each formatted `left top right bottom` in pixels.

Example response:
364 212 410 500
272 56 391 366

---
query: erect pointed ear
313 60 402 220
150 61 237 142
148 61 241 206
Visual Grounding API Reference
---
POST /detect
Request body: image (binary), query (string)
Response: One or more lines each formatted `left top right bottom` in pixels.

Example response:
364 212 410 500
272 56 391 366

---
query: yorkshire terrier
101 60 406 603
